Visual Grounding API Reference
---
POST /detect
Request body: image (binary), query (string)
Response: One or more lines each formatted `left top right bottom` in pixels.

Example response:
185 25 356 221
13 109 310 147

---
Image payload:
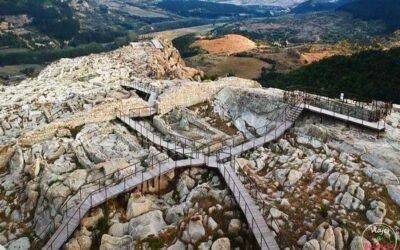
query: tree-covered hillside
338 0 400 32
291 0 351 14
0 0 79 40
157 0 263 18
259 48 400 103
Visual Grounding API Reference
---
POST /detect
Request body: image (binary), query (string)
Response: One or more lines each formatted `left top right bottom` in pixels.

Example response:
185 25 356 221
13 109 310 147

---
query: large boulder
9 145 24 177
128 210 167 240
64 169 88 192
81 208 104 229
165 204 185 225
228 219 241 235
47 182 71 199
287 169 303 185
126 193 152 220
8 237 30 250
211 238 230 250
213 86 283 136
0 145 14 171
363 166 398 185
303 239 320 250
181 215 206 244
108 223 129 237
43 140 65 161
186 183 227 205
64 227 92 250
334 174 349 192
99 234 133 250
387 185 400 206
167 240 186 250
366 200 386 223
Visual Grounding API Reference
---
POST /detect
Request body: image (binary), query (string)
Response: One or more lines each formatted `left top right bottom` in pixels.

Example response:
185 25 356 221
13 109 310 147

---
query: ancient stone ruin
0 38 399 250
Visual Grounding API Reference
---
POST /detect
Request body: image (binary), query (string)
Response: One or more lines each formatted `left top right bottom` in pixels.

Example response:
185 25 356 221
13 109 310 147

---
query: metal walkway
121 81 162 95
284 89 391 131
301 103 386 130
43 158 206 250
43 104 304 250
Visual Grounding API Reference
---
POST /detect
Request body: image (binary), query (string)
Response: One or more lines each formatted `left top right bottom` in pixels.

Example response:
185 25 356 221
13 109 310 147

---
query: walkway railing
119 102 303 158
230 158 285 242
284 87 392 122
121 81 162 95
38 152 169 243
42 100 305 249
213 159 278 249
42 153 212 250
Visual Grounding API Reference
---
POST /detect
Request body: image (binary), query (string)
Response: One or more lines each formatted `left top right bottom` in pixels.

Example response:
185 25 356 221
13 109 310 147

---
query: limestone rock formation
0 36 399 250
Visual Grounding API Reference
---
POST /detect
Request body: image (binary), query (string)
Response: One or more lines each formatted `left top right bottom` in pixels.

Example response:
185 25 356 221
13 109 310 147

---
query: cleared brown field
193 34 256 55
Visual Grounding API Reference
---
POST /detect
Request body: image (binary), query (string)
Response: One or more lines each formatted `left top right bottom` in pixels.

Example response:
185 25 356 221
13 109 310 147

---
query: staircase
286 105 304 122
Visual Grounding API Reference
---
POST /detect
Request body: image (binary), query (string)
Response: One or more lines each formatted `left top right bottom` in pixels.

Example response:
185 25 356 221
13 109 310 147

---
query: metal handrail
43 155 176 249
121 81 162 95
215 160 271 249
284 88 392 122
118 96 303 158
42 96 304 249
286 85 373 103
231 158 284 243
38 152 169 242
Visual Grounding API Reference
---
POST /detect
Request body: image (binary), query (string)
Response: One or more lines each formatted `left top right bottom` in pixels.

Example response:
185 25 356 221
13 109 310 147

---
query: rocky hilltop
0 38 399 250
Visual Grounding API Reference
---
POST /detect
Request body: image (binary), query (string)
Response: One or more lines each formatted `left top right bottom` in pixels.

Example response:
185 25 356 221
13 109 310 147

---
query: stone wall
19 97 147 147
156 77 261 114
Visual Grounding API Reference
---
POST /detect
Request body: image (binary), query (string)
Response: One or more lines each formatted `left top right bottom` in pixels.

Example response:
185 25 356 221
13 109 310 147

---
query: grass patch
319 203 329 218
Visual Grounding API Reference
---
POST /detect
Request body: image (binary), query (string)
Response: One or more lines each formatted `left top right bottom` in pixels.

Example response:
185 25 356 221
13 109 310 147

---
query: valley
1 0 399 86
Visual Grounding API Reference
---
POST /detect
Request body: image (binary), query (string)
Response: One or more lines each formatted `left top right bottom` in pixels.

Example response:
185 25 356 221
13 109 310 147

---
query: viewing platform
284 88 392 131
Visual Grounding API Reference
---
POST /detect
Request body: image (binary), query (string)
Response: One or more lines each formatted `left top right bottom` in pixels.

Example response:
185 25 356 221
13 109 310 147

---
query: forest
157 0 262 18
338 0 400 32
259 48 400 103
0 0 80 40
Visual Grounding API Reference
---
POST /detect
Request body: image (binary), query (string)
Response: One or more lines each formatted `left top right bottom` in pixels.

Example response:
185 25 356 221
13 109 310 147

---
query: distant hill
337 0 400 32
291 0 351 13
0 0 80 40
157 0 265 18
259 48 400 103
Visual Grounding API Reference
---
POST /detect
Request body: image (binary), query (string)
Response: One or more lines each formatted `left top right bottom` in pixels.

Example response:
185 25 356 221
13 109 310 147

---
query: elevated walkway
121 81 162 95
121 82 162 108
43 104 304 250
42 86 391 249
151 38 164 50
284 89 391 131
43 158 207 250
123 107 157 118
302 103 386 130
